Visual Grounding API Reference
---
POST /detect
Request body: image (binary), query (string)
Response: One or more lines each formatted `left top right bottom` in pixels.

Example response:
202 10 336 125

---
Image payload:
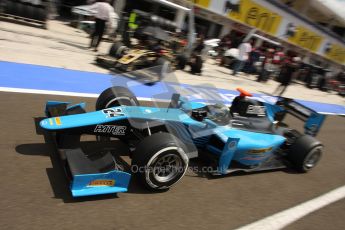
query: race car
38 87 325 197
96 9 204 78
95 10 178 74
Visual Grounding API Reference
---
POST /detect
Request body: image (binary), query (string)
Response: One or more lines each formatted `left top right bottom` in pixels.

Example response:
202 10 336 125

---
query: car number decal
102 108 124 118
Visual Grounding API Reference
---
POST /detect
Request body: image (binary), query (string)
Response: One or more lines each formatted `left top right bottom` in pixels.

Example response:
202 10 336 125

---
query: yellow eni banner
324 43 345 65
228 0 282 35
287 26 324 52
190 0 211 8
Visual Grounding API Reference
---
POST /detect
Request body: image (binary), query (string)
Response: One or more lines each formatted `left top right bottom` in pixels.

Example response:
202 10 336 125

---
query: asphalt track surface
0 91 344 230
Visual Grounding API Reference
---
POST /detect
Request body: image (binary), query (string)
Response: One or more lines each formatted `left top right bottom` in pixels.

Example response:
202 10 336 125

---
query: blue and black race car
39 87 325 197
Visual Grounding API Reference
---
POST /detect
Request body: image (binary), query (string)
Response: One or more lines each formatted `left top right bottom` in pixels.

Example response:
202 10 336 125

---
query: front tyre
96 86 139 110
109 42 127 58
288 135 323 172
132 133 189 191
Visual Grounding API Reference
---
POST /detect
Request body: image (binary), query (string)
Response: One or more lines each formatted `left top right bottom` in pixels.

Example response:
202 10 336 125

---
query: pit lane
0 91 344 230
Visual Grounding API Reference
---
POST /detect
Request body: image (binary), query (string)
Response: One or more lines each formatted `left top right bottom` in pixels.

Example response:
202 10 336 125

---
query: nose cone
40 117 57 130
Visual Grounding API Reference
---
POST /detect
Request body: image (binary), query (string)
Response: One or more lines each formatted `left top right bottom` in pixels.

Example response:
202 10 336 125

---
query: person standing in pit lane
273 56 301 96
257 48 275 82
232 39 252 76
89 0 115 51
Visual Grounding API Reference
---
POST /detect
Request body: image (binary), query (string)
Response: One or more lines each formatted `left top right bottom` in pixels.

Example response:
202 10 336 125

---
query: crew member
232 39 252 76
89 0 115 51
273 56 301 96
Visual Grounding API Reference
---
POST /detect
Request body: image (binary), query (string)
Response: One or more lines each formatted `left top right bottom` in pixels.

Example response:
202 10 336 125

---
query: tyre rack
0 0 48 29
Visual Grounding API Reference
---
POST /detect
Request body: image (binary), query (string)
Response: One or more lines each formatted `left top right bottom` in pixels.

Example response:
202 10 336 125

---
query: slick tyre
132 133 189 191
96 86 139 110
288 135 323 172
109 42 127 58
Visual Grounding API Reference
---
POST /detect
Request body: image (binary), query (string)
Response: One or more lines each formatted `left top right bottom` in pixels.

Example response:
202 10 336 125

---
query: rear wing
274 97 326 136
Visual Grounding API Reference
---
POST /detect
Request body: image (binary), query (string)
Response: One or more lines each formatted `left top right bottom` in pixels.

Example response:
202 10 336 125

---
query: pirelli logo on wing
94 125 127 135
88 179 115 187
247 147 273 154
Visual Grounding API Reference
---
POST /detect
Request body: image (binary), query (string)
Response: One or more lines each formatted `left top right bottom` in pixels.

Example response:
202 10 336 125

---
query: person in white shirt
233 39 252 76
89 0 114 51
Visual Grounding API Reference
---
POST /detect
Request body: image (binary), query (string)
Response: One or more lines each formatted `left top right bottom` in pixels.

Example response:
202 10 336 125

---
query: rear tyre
109 42 127 58
132 133 189 191
288 135 323 172
96 86 139 110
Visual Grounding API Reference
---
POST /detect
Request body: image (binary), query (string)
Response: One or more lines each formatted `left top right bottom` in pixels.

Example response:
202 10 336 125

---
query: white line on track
0 87 99 98
0 87 343 115
234 185 345 230
0 87 154 101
